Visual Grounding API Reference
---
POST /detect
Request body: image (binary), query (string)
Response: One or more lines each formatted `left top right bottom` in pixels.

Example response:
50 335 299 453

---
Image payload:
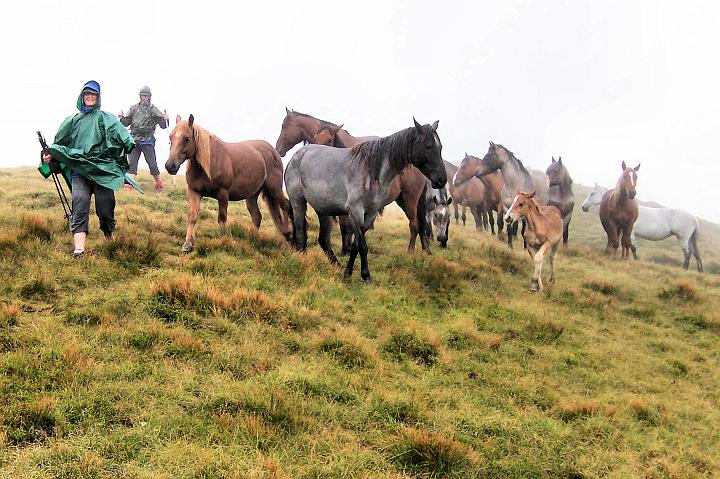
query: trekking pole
165 110 176 187
37 131 72 221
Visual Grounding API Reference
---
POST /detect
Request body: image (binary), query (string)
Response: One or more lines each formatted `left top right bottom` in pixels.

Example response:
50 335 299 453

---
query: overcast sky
3 0 719 223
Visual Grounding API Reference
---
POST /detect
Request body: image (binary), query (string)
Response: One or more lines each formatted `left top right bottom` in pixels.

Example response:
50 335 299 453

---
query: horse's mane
288 110 337 131
186 122 213 179
496 144 530 176
349 127 418 184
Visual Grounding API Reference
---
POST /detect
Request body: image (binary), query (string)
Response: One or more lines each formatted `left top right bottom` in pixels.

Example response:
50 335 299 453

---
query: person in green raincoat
41 80 136 257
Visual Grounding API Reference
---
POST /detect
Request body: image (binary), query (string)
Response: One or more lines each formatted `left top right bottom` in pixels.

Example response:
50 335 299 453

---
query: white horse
581 184 703 272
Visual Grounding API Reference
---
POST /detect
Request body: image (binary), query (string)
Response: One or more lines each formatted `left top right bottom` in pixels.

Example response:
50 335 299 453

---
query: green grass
0 168 719 478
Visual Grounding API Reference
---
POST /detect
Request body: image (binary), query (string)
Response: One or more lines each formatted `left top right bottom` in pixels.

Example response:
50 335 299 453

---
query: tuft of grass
19 277 56 300
673 313 719 332
659 281 700 302
555 398 601 421
202 393 303 435
318 335 373 369
382 331 438 366
99 233 161 271
0 303 21 353
19 214 54 243
4 396 58 445
389 427 479 477
628 397 661 426
0 230 24 260
127 328 164 351
523 320 564 344
287 378 356 404
63 309 103 326
582 280 619 296
369 398 424 425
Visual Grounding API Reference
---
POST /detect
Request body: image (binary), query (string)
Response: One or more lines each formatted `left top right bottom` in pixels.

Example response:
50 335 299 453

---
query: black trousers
70 172 116 235
127 143 160 176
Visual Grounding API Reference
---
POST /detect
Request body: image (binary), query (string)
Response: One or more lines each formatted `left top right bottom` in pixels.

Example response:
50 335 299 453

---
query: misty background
2 0 719 223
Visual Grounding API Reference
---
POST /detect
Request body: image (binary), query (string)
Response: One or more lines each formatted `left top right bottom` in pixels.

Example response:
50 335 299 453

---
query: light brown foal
504 191 563 292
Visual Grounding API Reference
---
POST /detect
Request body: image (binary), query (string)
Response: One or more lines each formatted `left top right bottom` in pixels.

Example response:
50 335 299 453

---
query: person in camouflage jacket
118 86 169 190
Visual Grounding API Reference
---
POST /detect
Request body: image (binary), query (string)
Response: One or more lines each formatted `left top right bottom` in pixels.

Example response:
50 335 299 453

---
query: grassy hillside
1 167 719 478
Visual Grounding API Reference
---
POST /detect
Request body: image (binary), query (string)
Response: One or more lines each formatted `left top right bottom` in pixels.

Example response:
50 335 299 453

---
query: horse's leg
453 201 459 225
497 204 505 241
182 189 202 253
339 215 353 256
549 241 560 284
563 218 570 246
461 205 467 227
621 226 632 260
395 194 420 254
217 190 229 227
318 214 341 267
261 182 293 242
689 230 703 272
630 231 639 260
246 193 262 229
470 206 482 231
289 197 308 252
344 234 359 281
531 242 552 292
521 220 527 250
507 221 516 249
489 210 495 235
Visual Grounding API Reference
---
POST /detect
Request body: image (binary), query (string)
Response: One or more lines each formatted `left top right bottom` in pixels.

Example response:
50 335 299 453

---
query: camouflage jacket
120 101 167 142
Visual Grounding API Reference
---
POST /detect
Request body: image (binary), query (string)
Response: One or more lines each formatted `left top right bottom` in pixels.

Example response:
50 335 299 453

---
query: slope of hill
1 167 718 478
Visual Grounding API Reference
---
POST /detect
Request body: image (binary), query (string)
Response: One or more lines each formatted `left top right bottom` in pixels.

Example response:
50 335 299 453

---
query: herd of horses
163 109 704 291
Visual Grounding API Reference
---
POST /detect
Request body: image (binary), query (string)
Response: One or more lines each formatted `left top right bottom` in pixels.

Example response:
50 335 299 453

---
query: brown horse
599 161 640 259
451 154 505 234
275 108 339 157
165 114 293 252
504 191 563 292
313 123 433 255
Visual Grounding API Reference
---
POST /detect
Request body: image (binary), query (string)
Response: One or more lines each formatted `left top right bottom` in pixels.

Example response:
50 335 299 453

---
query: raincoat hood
77 80 101 113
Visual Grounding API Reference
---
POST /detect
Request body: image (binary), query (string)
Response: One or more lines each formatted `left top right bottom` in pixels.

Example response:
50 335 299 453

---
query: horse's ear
335 123 344 133
527 190 536 198
621 160 627 170
413 117 422 131
188 114 194 126
558 156 562 163
551 156 556 163
634 163 640 171
489 140 495 147
285 107 290 115
431 120 439 131
175 114 181 124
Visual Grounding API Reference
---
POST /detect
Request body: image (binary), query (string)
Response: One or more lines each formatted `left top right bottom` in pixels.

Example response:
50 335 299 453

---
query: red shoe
154 179 165 191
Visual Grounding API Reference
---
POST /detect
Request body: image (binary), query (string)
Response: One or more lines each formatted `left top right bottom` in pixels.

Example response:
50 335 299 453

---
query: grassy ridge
0 167 719 478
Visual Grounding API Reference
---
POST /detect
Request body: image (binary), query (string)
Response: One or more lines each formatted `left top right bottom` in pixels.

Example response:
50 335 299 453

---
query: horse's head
581 183 607 212
411 118 446 189
276 108 316 157
618 161 640 200
504 190 537 225
432 195 452 244
546 156 568 186
313 124 344 147
166 114 197 175
454 153 481 187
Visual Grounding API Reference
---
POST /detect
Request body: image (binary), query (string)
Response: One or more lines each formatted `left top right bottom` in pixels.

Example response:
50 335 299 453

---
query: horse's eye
184 136 191 143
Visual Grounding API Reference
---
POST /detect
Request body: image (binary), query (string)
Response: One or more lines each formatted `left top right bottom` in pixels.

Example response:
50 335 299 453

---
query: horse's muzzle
628 191 636 199
165 161 180 175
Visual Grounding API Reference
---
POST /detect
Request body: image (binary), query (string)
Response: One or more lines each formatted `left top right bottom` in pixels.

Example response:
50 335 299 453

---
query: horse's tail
262 146 293 243
689 218 703 272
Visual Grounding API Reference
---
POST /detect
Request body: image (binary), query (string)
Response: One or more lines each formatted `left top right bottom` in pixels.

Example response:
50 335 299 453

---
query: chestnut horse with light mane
165 114 292 252
599 161 640 259
504 191 563 292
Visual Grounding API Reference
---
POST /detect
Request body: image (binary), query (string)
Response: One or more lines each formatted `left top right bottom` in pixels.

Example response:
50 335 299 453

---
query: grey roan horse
546 156 574 245
581 184 703 272
285 119 447 283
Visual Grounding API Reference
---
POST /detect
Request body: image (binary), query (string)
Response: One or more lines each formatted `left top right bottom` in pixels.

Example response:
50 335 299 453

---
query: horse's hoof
362 276 373 284
181 245 193 253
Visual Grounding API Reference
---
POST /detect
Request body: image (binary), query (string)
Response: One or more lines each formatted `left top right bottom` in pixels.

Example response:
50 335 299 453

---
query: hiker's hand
42 153 52 164
118 110 124 119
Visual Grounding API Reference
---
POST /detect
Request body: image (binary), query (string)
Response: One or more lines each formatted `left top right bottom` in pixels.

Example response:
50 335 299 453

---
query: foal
504 191 563 292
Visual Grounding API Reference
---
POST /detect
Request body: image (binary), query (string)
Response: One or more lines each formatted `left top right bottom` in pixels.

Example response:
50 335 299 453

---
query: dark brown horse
599 161 640 259
546 156 574 245
313 123 433 255
166 114 293 252
504 191 563 292
450 155 505 234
